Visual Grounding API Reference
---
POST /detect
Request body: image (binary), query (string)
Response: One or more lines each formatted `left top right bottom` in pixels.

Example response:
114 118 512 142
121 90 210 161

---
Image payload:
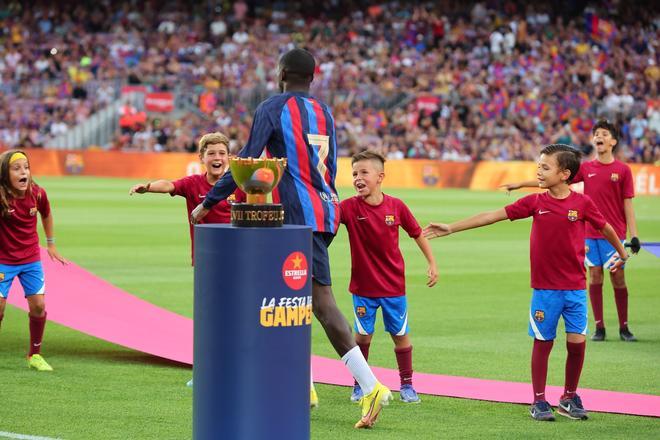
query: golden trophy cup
229 157 287 227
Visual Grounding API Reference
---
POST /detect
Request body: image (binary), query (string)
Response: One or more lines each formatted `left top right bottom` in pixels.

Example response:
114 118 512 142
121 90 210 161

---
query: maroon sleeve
584 195 607 230
505 193 536 221
622 164 635 199
171 175 192 198
572 164 584 184
398 199 422 238
37 187 51 218
339 199 348 225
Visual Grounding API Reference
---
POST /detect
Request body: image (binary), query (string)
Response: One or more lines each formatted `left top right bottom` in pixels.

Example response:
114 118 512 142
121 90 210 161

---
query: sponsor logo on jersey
567 209 578 222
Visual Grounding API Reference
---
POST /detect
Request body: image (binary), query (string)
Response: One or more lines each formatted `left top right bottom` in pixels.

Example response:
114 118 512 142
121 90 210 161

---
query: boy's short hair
351 150 386 170
592 119 619 142
198 132 230 156
540 144 582 183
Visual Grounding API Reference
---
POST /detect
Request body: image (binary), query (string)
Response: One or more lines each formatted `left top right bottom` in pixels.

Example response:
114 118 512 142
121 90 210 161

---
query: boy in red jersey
504 120 640 342
0 150 68 372
340 151 438 404
424 144 627 421
130 132 244 387
129 132 245 263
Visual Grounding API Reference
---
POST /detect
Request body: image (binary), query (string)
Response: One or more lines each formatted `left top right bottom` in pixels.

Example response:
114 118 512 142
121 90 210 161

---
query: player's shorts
352 294 409 336
528 289 587 341
312 232 334 286
0 261 46 298
585 238 626 269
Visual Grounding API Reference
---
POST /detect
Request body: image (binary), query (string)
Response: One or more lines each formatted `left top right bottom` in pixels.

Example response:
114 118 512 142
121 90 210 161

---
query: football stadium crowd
0 1 658 163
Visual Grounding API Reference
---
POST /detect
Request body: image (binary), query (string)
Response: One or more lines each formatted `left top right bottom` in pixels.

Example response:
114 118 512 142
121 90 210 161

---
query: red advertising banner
416 95 440 114
145 92 175 113
120 85 149 95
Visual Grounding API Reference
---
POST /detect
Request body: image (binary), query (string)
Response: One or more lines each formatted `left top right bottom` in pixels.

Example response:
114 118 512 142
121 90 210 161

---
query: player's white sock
341 346 377 395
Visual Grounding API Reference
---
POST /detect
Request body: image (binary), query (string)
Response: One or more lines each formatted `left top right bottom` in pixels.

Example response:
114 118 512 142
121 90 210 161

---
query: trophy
229 157 287 227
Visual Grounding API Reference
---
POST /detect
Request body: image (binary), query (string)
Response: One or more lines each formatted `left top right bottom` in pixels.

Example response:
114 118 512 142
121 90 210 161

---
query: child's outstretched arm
600 223 629 273
499 180 538 193
413 235 438 287
423 208 508 239
623 198 640 254
129 180 175 195
41 214 68 265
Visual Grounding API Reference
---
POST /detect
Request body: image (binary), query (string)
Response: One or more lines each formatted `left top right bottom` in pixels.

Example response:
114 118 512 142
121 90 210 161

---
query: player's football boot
591 327 606 341
186 379 193 387
310 384 319 409
355 382 392 429
619 327 637 342
399 384 421 403
557 394 588 420
529 400 555 421
350 384 363 402
28 354 53 372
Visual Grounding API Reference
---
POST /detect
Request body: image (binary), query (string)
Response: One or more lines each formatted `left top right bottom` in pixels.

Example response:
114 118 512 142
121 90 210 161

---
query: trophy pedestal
230 203 285 227
193 224 312 440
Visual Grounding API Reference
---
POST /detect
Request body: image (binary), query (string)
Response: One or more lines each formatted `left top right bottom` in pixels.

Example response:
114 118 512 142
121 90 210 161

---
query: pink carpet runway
8 249 659 418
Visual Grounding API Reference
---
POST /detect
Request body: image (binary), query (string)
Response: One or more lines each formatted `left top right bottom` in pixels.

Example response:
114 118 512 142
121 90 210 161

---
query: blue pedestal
193 224 312 440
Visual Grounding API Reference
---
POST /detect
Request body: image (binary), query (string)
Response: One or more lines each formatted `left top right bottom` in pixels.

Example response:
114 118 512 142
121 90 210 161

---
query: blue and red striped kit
204 91 340 234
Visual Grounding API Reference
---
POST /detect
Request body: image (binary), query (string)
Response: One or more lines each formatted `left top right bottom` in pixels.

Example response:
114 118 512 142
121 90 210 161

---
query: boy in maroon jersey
340 150 438 404
129 132 245 263
425 144 627 421
130 132 243 387
0 150 68 372
504 120 640 342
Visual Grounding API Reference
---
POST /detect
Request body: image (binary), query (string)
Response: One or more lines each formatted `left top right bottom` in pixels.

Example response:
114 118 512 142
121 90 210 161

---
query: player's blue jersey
203 91 340 234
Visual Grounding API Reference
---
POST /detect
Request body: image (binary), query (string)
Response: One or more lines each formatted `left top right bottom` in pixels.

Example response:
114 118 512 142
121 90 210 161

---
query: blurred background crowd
0 0 658 163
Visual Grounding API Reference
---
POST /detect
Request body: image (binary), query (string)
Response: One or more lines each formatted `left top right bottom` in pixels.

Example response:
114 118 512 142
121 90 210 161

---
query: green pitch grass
1 177 658 439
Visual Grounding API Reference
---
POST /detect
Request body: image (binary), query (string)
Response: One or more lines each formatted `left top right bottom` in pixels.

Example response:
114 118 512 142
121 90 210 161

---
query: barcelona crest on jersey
610 173 619 182
534 310 545 322
567 210 578 222
29 207 38 216
385 215 395 225
0 273 4 281
356 306 366 318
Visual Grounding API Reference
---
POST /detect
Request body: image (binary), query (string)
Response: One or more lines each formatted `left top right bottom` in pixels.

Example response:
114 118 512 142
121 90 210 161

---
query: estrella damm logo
534 310 545 323
282 251 308 290
611 173 619 182
356 306 366 318
567 210 578 222
385 214 395 225
260 296 312 327
29 207 38 216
